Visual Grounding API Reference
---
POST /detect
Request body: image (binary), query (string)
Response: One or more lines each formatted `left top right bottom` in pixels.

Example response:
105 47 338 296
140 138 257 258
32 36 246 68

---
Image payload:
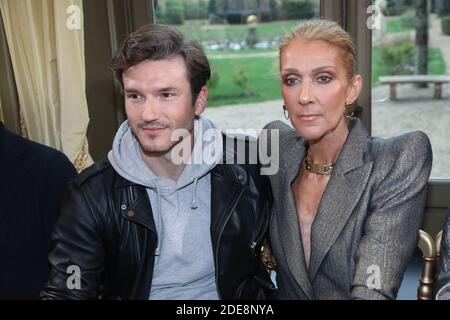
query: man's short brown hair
111 24 211 103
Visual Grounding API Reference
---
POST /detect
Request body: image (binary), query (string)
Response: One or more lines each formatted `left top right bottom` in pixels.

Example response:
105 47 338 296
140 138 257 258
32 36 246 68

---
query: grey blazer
262 118 432 300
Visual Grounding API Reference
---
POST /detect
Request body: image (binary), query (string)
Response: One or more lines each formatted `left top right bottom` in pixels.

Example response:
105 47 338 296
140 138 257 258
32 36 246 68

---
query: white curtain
0 0 93 170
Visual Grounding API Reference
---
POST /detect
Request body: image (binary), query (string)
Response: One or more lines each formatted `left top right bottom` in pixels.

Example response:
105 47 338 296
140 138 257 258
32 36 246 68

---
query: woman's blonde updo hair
279 19 357 79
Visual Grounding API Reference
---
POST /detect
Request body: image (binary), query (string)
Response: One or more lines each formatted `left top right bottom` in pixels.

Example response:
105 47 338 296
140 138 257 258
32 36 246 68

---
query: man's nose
141 98 160 121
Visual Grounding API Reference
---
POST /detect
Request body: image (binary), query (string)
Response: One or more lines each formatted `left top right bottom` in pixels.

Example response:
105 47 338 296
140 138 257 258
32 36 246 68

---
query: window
371 0 450 179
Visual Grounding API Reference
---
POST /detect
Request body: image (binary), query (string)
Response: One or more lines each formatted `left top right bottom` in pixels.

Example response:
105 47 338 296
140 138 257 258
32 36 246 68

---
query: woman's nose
298 81 314 105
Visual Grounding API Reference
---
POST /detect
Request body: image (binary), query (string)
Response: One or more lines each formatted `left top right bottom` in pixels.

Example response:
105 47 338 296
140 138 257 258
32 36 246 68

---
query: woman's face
280 39 362 142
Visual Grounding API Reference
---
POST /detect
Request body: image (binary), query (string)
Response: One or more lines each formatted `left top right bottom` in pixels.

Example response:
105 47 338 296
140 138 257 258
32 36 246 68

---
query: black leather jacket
40 138 275 300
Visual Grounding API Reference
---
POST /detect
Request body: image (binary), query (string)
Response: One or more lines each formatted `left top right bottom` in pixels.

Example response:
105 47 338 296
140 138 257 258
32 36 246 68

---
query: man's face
123 56 206 157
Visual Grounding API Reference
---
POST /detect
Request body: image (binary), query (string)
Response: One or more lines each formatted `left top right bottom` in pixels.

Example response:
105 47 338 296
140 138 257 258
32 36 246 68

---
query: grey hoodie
108 115 223 300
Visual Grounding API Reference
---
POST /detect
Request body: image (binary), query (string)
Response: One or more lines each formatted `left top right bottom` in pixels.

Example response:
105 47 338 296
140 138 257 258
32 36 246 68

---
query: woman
261 20 432 300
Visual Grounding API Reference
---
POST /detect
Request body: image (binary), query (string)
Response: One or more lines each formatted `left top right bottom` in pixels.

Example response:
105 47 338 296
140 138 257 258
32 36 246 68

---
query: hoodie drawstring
190 177 199 210
154 186 162 256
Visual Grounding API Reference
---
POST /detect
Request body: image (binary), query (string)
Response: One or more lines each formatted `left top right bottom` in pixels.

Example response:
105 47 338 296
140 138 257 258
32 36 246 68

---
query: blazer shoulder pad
371 130 431 158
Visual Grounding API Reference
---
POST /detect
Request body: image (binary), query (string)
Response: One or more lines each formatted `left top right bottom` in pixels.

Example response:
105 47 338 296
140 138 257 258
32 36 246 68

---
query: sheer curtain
0 0 93 170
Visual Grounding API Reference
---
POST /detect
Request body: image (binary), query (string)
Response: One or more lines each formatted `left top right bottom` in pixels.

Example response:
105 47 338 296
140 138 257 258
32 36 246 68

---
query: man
0 122 77 299
40 24 275 300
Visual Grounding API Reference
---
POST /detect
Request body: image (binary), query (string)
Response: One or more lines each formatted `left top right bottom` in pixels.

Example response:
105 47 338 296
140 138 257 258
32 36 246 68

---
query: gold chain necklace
304 153 335 175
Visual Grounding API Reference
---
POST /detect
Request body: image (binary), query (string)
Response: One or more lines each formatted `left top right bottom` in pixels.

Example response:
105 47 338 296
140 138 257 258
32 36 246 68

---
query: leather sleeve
39 152 77 244
235 261 277 299
245 163 277 299
40 181 106 300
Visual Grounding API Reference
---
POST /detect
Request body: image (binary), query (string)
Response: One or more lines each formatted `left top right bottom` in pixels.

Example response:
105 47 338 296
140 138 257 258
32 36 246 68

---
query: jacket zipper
129 186 142 261
215 187 244 300
250 202 270 256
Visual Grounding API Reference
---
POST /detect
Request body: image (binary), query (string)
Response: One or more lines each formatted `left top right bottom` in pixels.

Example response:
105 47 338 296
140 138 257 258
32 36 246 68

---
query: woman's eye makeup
283 72 334 86
316 73 333 84
284 75 300 86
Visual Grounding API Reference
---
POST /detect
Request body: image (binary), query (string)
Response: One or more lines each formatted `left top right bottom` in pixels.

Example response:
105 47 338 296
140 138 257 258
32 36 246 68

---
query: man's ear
194 86 208 115
346 74 363 105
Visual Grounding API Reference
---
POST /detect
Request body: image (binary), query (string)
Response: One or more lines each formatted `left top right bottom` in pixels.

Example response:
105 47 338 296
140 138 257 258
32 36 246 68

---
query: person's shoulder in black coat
0 123 77 299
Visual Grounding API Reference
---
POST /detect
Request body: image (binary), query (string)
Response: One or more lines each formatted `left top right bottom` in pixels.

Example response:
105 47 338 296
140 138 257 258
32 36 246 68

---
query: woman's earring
344 102 354 119
283 105 289 120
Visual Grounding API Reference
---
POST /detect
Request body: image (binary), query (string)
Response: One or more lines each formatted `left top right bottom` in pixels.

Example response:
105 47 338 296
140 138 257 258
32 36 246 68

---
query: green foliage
442 16 450 35
386 18 411 33
373 46 446 86
428 48 447 75
208 0 217 14
208 70 220 90
280 0 316 20
179 20 298 43
384 0 407 16
184 0 208 20
232 68 249 92
379 41 415 75
165 0 185 25
400 10 416 29
198 0 208 19
437 0 450 17
155 4 165 24
208 57 279 107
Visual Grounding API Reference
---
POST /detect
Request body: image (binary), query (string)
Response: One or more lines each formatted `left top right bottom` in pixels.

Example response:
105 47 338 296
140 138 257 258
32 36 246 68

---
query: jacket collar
120 183 158 233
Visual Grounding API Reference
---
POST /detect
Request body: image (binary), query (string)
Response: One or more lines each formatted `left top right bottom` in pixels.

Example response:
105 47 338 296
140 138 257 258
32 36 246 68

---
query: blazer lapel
276 136 315 299
308 119 373 281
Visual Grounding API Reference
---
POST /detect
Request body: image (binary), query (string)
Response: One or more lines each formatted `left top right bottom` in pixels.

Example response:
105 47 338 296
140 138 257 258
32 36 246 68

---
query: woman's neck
307 121 349 164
